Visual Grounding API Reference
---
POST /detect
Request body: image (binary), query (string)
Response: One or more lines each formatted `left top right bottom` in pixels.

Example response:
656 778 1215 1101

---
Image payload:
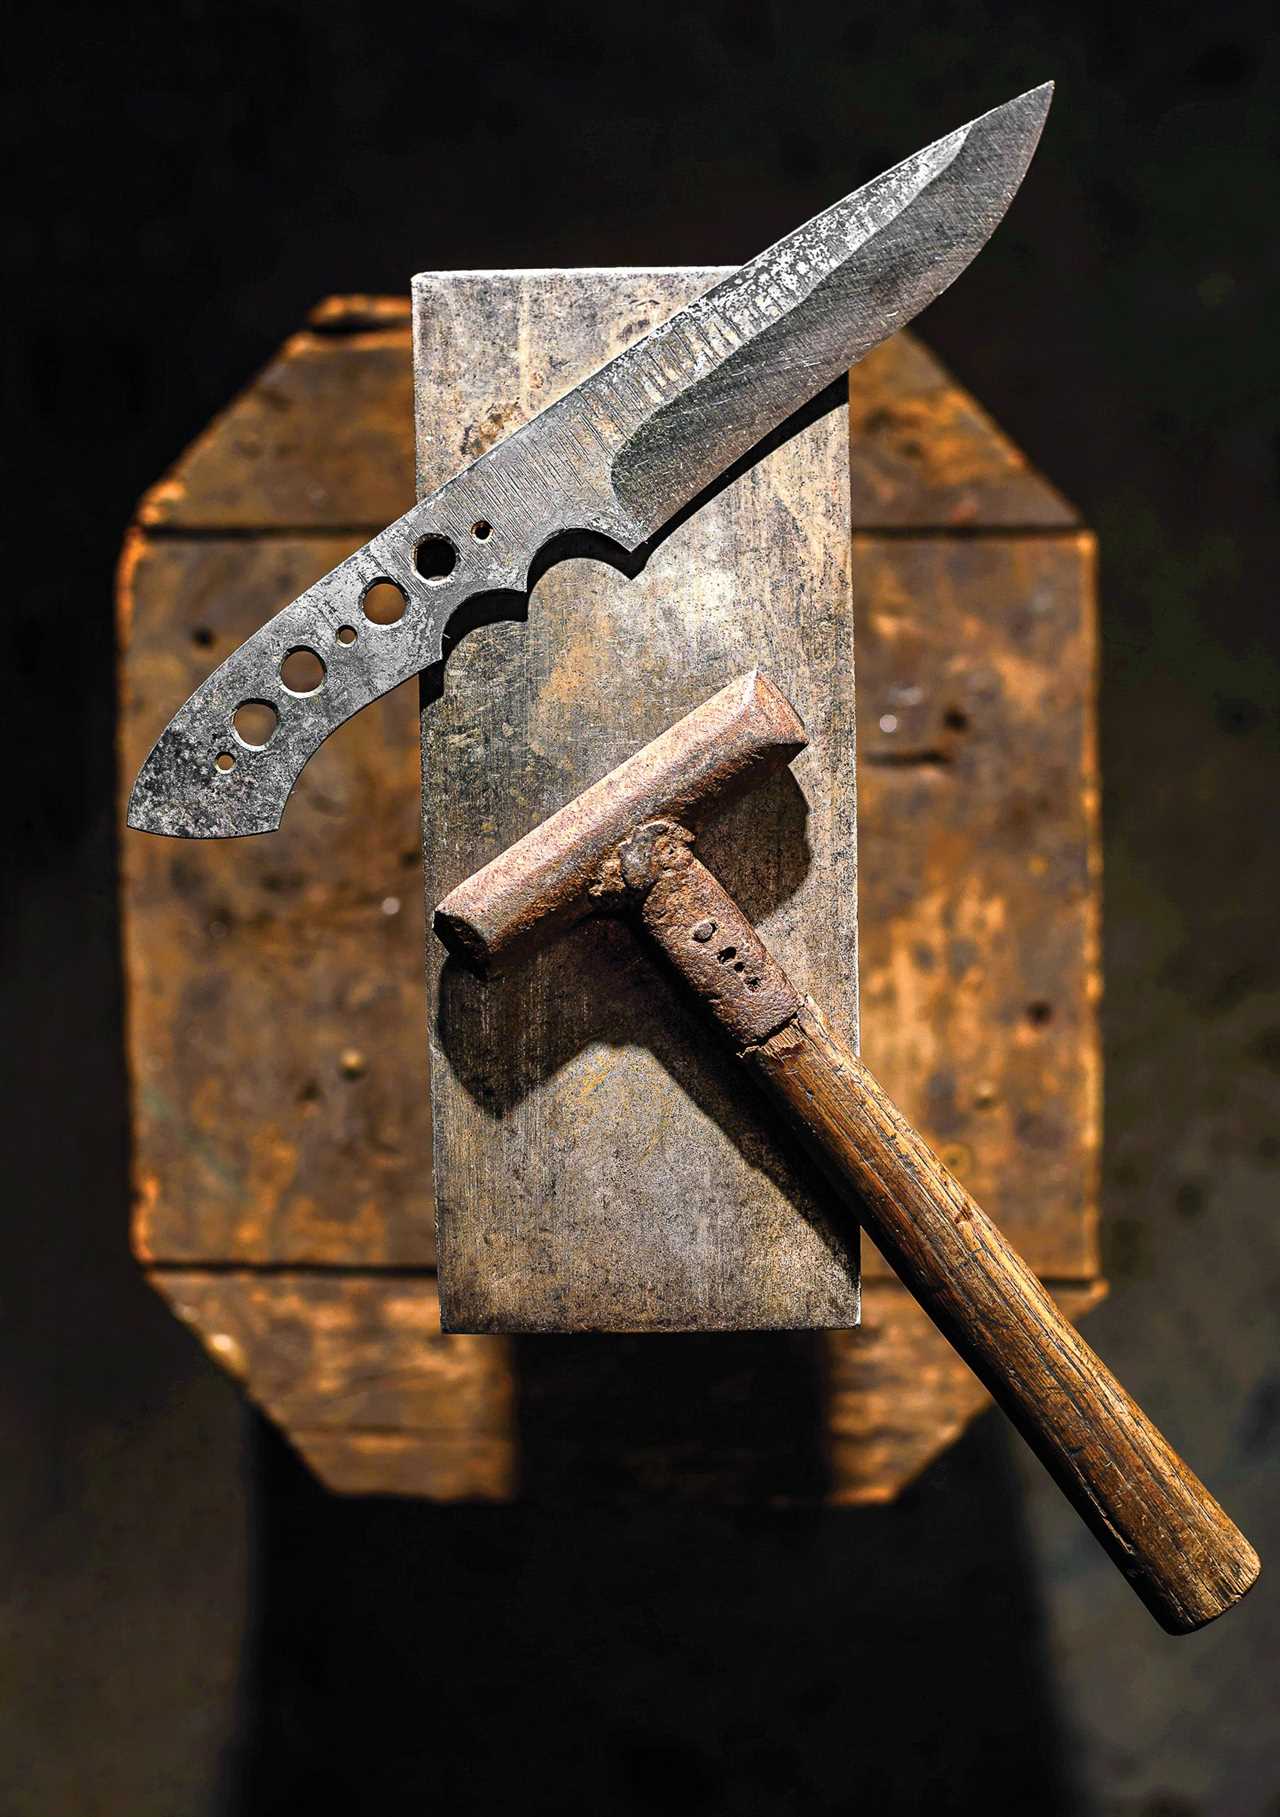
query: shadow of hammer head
433 670 807 978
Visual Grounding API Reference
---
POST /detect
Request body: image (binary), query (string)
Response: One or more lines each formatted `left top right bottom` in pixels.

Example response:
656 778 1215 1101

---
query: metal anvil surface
417 268 860 1334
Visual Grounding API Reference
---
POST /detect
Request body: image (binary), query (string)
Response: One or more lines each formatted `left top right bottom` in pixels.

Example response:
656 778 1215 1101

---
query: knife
127 83 1052 838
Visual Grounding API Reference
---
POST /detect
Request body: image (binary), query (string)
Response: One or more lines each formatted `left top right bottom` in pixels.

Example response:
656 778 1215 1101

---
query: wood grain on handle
746 1002 1260 1633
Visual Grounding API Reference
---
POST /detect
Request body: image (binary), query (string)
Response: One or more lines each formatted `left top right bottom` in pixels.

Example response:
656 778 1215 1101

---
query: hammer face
433 671 807 976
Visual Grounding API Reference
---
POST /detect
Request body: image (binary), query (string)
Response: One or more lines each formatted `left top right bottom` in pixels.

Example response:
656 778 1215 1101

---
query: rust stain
460 399 521 461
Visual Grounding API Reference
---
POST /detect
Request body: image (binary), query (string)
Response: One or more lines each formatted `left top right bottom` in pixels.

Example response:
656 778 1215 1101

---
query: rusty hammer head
433 671 807 977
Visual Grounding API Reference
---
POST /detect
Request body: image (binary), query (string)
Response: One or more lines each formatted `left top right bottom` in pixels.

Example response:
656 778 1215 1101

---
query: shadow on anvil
225 1406 1078 1815
434 758 816 1119
419 377 852 716
433 761 861 1311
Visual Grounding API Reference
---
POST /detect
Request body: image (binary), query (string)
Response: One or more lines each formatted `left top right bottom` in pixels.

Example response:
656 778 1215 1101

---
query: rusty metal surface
120 299 1101 1499
628 824 805 1051
434 670 806 977
419 268 861 1334
126 88 1050 840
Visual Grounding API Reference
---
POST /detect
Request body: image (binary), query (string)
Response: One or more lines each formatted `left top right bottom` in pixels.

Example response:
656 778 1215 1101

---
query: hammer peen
434 671 1260 1633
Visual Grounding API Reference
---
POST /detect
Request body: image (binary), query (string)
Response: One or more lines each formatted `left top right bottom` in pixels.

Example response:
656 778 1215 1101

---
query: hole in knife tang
279 647 326 695
232 701 279 748
336 625 358 645
414 534 457 582
214 752 235 773
362 580 408 625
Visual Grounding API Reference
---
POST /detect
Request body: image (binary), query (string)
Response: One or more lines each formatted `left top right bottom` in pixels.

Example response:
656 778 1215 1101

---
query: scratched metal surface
127 87 1050 840
418 269 862 1332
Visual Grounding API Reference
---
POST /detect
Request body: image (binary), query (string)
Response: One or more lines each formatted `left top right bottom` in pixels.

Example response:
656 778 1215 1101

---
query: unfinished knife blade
128 84 1051 838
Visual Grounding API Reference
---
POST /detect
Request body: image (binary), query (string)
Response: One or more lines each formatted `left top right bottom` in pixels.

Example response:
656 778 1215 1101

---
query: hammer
434 671 1259 1632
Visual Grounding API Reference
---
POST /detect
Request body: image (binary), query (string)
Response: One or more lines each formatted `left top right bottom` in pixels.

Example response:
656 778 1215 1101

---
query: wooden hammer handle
637 843 1260 1633
748 1004 1259 1632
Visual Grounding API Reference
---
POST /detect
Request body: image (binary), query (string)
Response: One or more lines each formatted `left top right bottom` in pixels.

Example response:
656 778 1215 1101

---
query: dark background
5 1 1278 1811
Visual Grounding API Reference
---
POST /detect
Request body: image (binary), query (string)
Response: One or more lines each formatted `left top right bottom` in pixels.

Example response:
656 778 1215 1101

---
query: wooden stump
118 296 1103 1500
